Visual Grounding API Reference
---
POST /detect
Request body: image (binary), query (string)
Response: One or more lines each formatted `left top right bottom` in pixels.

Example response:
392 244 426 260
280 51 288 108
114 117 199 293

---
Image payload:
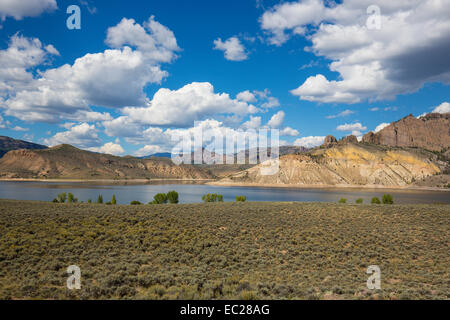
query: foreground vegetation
0 200 448 300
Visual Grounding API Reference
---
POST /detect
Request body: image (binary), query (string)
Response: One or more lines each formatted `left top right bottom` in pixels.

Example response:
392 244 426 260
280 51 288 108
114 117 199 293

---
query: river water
0 181 448 204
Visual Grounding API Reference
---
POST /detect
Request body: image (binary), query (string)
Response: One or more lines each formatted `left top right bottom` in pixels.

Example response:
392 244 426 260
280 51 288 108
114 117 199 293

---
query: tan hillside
0 144 213 180
216 143 443 188
362 113 450 152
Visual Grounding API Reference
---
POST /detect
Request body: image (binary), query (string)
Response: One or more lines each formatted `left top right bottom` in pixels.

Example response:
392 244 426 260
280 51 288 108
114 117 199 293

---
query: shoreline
207 181 450 192
0 178 215 183
0 177 448 192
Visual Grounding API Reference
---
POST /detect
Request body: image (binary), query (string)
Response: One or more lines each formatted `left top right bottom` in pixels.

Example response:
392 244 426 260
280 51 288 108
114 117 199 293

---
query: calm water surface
0 181 448 204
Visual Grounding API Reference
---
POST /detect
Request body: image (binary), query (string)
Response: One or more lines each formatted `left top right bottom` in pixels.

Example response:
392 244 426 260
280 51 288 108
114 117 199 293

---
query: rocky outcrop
322 135 338 147
362 113 450 151
339 135 358 144
0 144 214 180
217 144 441 188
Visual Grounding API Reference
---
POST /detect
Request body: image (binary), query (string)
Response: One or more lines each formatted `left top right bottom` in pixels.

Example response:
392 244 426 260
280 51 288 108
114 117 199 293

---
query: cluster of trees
131 191 180 205
202 193 223 203
339 195 394 204
53 192 78 203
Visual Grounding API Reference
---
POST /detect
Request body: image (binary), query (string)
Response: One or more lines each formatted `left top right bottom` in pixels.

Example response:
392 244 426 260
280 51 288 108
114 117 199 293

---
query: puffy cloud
336 122 367 132
0 0 57 21
336 122 367 136
374 122 390 133
213 36 248 61
1 17 179 122
44 123 101 148
432 102 450 114
237 90 257 103
280 127 299 137
294 136 325 148
263 1 450 103
88 142 125 156
106 16 180 64
326 109 355 119
267 111 285 128
134 145 164 157
122 82 258 127
0 35 57 94
241 116 262 130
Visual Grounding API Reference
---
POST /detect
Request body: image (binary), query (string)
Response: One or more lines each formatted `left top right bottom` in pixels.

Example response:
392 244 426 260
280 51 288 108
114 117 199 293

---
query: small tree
202 193 223 203
153 193 168 204
371 197 381 204
236 196 246 202
111 194 117 205
167 191 179 204
382 194 394 204
57 192 67 203
67 193 78 203
97 195 103 204
88 199 92 204
355 198 363 204
338 198 347 204
130 200 142 205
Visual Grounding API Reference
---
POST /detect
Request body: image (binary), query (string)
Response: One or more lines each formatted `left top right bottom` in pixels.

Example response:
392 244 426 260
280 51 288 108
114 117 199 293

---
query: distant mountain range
0 112 448 187
0 144 213 180
0 136 47 158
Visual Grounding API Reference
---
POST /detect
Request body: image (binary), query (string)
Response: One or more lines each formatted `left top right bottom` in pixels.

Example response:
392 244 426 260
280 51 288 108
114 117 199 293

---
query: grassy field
0 200 448 300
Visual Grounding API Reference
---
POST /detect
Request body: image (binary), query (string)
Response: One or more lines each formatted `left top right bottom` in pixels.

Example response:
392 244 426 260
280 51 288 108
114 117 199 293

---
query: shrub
111 194 117 205
67 193 78 203
153 193 168 204
202 193 224 203
57 192 67 203
371 197 381 204
52 198 58 203
167 191 179 204
338 198 347 204
236 196 246 202
88 199 92 204
97 195 103 204
382 194 394 204
130 201 142 205
355 198 363 204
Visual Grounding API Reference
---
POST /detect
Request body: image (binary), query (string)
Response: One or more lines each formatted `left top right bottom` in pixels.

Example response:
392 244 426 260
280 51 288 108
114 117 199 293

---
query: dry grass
0 200 448 300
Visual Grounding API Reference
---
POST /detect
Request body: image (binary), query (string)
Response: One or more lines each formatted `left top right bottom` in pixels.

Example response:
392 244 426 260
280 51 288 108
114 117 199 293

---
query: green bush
57 192 67 203
382 194 394 204
338 198 347 204
371 197 381 204
202 193 224 203
153 193 168 204
52 198 58 203
67 193 78 203
167 191 179 204
355 198 363 204
111 194 117 205
88 199 92 204
97 195 103 204
130 201 142 205
236 196 246 202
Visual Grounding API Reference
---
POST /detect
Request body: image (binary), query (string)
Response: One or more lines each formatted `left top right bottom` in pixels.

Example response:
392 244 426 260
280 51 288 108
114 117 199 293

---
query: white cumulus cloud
294 136 326 148
262 0 450 104
0 0 57 21
213 36 248 61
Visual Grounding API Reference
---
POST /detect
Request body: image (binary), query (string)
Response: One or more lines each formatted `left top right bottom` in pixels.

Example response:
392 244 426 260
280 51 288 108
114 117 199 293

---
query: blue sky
0 0 449 156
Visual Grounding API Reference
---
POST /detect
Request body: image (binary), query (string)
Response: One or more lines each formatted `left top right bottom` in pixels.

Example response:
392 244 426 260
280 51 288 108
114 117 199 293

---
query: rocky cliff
362 113 450 152
0 144 213 180
216 143 441 188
